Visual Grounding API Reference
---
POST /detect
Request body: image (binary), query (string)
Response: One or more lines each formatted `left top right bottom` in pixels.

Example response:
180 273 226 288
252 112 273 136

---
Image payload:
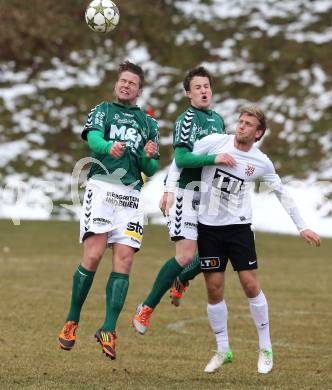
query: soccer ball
85 0 120 33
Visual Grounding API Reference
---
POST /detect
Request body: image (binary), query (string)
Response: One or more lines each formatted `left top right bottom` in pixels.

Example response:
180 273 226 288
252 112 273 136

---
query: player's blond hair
239 105 267 141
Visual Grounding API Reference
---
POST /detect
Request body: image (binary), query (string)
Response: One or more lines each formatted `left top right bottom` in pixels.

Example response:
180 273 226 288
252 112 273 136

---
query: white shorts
167 188 199 241
80 179 144 250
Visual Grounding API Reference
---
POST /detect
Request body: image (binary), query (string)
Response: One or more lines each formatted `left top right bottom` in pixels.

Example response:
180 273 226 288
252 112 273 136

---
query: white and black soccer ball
85 0 120 33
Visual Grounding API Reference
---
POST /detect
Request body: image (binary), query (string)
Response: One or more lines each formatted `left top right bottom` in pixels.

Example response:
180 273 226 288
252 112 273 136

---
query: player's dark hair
183 66 212 91
239 105 267 141
118 60 144 88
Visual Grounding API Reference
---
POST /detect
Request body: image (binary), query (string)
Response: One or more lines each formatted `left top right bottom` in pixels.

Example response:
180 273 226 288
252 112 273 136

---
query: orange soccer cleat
58 321 78 351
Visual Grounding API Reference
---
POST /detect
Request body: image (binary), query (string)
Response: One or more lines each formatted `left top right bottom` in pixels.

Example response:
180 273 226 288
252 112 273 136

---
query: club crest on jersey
245 164 255 176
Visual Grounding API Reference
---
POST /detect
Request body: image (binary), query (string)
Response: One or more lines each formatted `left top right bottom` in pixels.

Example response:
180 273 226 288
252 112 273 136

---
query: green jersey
173 105 226 189
82 101 159 190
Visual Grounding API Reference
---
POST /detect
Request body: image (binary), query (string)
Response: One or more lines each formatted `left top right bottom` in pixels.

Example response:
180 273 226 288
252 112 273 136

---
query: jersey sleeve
164 159 181 192
81 102 108 141
261 158 308 232
173 110 199 151
192 133 228 155
175 147 215 168
87 131 113 155
141 155 158 177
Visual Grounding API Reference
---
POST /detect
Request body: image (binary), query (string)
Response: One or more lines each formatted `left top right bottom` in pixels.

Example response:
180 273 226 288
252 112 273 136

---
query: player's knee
121 256 133 270
83 252 103 270
206 283 223 301
242 281 260 298
176 254 195 267
114 254 134 273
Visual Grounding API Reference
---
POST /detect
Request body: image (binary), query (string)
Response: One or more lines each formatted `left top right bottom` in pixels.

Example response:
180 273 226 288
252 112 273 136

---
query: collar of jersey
190 105 212 115
113 102 141 111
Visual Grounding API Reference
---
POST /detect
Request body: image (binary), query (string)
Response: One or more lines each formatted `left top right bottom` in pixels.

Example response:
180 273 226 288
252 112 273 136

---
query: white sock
207 300 230 352
248 290 272 350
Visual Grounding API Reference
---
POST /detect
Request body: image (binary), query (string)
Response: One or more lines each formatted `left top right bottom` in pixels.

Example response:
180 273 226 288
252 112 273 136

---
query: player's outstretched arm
300 229 321 247
175 147 216 168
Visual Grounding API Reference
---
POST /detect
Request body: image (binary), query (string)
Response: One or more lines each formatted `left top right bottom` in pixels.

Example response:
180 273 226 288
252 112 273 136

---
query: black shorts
197 223 258 272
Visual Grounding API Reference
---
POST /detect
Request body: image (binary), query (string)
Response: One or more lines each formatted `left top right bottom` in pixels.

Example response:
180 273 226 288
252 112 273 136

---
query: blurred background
0 0 331 234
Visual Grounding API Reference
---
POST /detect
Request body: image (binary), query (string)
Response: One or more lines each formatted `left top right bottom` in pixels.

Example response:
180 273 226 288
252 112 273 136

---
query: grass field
0 220 331 389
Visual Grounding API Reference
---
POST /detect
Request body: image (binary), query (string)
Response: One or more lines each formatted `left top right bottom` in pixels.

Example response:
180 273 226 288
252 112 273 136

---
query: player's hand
110 142 126 158
159 192 174 217
214 153 237 167
144 140 158 158
300 229 321 247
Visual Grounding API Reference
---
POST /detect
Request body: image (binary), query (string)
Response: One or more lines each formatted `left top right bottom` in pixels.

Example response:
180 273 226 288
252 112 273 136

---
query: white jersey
187 133 307 230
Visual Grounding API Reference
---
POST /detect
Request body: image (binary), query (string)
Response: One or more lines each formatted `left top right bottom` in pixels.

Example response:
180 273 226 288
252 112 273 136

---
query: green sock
178 254 201 284
66 264 95 323
144 257 183 309
102 272 129 332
